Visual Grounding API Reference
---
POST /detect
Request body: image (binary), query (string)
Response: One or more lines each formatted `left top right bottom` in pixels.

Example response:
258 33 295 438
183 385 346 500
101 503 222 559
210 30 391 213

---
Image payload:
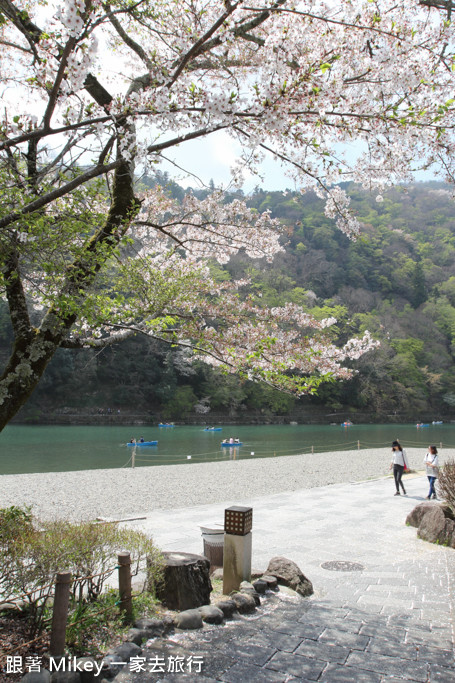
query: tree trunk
155 552 212 611
0 159 139 432
0 330 63 430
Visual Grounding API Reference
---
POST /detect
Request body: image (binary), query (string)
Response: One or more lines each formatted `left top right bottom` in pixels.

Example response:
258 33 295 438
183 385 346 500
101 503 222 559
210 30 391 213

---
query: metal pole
118 552 133 619
50 571 72 656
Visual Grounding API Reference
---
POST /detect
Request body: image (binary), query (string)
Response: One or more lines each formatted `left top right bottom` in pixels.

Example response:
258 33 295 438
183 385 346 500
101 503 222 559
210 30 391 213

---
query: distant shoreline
9 416 453 427
0 447 450 523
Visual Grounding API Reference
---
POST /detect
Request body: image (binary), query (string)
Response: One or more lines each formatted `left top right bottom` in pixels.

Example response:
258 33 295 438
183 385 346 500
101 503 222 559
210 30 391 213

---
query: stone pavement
118 473 455 682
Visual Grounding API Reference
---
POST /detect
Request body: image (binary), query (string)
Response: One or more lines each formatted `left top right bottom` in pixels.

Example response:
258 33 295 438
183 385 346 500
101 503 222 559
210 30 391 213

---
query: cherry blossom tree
0 0 453 431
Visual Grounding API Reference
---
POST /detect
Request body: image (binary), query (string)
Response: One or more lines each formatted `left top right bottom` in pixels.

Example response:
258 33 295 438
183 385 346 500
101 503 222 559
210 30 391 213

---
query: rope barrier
123 437 455 469
7 581 56 600
120 454 133 468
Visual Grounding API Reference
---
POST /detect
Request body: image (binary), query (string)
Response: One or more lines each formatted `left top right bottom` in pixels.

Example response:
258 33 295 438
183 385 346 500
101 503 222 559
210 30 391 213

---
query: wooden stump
156 552 212 610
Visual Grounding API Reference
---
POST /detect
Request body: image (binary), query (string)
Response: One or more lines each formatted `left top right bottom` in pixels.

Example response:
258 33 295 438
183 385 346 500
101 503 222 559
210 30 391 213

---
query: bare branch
105 1 154 71
0 161 122 230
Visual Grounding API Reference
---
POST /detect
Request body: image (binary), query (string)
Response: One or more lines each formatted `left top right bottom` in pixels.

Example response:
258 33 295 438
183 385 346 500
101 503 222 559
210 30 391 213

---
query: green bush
65 589 125 656
0 507 163 637
0 504 33 548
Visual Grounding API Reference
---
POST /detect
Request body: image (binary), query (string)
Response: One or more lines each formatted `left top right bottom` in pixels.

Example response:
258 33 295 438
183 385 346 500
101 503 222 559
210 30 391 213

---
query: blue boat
158 423 174 428
221 441 243 446
127 441 158 446
203 427 222 432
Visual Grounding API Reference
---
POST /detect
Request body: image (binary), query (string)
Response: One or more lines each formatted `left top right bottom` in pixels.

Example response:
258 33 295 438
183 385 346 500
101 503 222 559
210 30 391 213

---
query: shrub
65 589 125 656
0 505 33 548
437 458 455 512
0 507 163 637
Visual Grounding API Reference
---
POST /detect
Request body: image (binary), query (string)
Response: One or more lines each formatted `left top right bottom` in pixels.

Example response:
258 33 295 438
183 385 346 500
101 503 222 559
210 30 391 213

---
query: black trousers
393 464 406 493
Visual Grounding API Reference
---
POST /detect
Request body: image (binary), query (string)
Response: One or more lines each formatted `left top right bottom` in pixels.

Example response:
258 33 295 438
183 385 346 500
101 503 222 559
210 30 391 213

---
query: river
1 422 454 475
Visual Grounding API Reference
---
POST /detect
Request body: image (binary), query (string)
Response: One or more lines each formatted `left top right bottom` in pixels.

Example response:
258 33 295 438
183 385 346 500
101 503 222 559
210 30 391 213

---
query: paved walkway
118 473 455 682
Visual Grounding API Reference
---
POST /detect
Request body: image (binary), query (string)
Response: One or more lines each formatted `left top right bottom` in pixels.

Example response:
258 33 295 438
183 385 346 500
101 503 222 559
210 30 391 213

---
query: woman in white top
390 440 408 496
424 445 439 500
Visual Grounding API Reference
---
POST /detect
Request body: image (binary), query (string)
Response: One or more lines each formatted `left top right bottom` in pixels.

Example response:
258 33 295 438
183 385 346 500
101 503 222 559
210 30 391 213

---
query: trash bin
200 524 224 569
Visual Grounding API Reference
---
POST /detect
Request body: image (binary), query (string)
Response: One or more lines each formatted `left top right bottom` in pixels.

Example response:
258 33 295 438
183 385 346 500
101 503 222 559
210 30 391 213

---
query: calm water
1 422 455 475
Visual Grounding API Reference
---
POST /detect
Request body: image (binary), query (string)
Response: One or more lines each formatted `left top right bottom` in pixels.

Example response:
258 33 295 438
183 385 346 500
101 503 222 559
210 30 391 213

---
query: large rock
240 581 261 605
252 579 268 594
261 574 278 590
417 506 455 548
198 604 225 624
132 616 173 638
173 608 203 630
266 557 313 597
406 501 438 528
230 592 257 613
406 501 454 528
215 599 237 618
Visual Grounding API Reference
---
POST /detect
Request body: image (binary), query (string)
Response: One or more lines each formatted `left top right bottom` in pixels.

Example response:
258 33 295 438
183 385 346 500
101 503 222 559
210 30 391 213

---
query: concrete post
222 506 253 595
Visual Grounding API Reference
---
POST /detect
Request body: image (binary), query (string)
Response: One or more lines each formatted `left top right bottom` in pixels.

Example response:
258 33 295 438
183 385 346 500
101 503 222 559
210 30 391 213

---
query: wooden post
50 571 72 656
118 552 132 619
311 445 314 454
132 448 136 468
358 440 360 450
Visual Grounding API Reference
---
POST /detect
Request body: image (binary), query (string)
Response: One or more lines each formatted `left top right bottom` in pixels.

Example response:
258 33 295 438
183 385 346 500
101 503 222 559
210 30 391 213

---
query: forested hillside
3 180 455 424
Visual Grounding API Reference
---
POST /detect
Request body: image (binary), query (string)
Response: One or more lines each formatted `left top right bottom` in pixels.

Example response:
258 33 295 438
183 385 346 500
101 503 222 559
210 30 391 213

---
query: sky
158 130 366 193
158 131 437 194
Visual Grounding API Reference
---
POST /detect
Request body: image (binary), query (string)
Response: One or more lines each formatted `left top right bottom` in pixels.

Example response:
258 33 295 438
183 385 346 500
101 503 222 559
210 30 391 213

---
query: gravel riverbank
0 447 451 522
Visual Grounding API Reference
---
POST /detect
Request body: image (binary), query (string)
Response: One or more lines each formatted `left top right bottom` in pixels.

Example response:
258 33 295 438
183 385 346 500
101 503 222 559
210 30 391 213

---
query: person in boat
139 437 145 442
129 438 136 444
229 437 234 443
234 438 240 443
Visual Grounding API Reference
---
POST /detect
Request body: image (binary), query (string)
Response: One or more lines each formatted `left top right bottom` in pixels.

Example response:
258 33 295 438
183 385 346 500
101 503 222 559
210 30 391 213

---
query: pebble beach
0 447 451 522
